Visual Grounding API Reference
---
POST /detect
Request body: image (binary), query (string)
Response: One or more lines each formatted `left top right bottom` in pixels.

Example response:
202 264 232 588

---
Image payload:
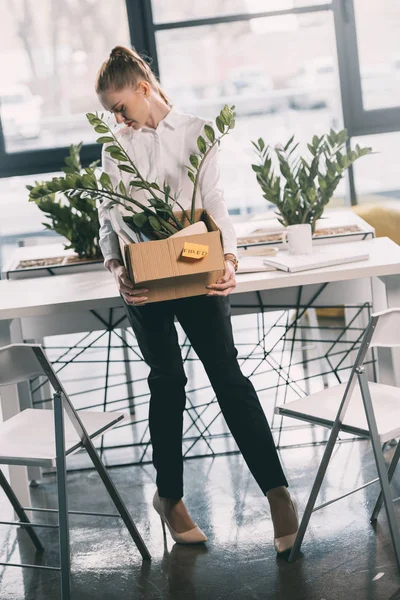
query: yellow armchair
352 200 400 245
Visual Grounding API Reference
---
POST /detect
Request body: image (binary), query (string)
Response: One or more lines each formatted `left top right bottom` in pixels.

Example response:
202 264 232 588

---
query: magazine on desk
263 247 370 273
234 211 375 250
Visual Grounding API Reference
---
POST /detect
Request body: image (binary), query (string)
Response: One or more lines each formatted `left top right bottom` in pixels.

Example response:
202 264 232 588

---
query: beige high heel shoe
273 499 299 555
153 490 208 545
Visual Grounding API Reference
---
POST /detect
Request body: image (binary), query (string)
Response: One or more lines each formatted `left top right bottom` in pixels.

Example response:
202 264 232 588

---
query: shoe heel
274 499 299 555
153 490 207 544
160 516 166 536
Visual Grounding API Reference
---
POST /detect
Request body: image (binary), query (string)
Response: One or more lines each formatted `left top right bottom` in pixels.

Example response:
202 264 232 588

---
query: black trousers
123 294 288 499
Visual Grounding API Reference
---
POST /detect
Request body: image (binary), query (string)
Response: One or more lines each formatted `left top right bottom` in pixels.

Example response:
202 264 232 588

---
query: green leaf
149 215 161 231
118 164 136 173
119 181 127 196
221 105 231 124
129 179 147 189
337 129 348 145
216 116 225 134
197 136 207 154
104 145 120 154
96 136 115 144
94 124 110 134
81 174 97 190
132 212 148 228
99 172 113 192
109 149 127 162
187 171 196 184
189 154 199 169
318 176 327 190
258 138 265 152
204 124 215 143
284 135 294 152
86 113 97 126
307 143 316 157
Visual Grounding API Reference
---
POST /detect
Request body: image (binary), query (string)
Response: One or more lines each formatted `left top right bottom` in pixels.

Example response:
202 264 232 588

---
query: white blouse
98 105 237 267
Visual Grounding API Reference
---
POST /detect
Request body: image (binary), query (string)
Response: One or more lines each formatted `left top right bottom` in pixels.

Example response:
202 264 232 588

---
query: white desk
1 237 400 505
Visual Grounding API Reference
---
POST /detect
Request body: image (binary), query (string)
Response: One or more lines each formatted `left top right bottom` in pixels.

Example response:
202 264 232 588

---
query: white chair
0 343 151 600
275 308 400 569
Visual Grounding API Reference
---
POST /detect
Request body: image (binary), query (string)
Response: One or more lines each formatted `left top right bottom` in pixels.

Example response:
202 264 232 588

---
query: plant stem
190 129 230 223
66 185 178 236
99 192 178 236
108 127 166 206
105 123 185 231
170 197 191 225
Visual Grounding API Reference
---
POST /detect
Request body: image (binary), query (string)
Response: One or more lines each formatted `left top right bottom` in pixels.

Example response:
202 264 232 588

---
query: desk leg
345 303 373 379
0 319 31 510
121 329 135 415
375 275 400 386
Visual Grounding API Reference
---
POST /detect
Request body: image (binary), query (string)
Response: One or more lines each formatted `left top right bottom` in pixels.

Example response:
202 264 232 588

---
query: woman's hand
107 260 148 306
206 259 236 297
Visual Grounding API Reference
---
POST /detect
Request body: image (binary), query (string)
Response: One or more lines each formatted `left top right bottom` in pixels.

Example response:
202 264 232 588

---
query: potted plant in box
251 129 372 254
27 105 236 265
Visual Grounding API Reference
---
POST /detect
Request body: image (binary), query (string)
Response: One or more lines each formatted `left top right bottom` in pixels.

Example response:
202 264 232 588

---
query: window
0 0 130 155
0 172 61 274
337 0 400 137
1 0 399 234
156 9 343 214
354 0 400 111
0 0 135 178
351 132 400 204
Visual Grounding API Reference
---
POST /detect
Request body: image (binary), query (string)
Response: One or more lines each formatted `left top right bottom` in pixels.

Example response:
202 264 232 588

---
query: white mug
281 224 312 255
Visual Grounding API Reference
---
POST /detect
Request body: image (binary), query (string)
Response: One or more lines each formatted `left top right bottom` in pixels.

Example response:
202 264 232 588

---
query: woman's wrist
105 258 122 272
224 253 238 272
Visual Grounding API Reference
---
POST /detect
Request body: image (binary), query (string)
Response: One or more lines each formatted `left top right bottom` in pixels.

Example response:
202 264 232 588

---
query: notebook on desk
237 256 275 274
263 247 370 273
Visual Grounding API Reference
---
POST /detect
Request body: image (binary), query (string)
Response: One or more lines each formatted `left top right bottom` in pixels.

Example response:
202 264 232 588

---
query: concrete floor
1 310 399 599
0 437 400 600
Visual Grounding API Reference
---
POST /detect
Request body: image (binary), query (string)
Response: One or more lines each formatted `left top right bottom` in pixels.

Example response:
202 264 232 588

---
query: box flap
173 208 219 233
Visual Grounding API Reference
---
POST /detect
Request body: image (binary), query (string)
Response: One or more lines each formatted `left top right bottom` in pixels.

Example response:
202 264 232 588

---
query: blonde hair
95 45 171 106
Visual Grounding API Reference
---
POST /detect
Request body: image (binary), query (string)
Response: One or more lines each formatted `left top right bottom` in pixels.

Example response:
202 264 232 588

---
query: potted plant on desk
250 129 372 254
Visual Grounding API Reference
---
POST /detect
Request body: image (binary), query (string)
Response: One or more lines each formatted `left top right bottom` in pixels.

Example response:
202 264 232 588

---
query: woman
95 45 298 553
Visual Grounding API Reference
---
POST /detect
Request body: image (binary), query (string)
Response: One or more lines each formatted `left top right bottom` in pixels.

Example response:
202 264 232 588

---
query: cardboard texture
122 209 225 303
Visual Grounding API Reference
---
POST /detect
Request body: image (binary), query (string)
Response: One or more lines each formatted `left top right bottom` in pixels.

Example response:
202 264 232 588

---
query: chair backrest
0 343 92 441
369 308 400 348
311 308 400 432
0 344 47 386
0 343 63 391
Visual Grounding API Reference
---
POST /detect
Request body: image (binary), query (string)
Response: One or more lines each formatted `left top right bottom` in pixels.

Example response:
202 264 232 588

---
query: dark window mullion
0 114 5 154
333 0 361 135
126 0 159 77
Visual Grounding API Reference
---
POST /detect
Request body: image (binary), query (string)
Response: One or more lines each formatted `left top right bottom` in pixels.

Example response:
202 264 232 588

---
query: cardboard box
122 209 225 303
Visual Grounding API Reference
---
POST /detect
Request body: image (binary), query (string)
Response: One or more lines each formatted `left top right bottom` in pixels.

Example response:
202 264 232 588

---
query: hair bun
110 46 128 60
